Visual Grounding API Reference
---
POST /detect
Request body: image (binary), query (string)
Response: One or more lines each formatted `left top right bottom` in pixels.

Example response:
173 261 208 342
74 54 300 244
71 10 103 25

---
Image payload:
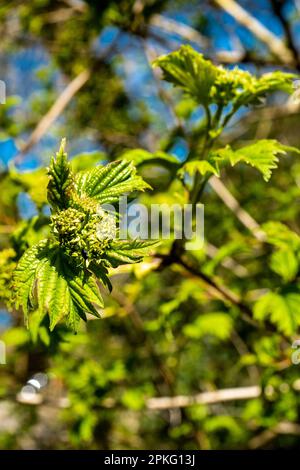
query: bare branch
15 69 91 163
150 14 209 48
147 385 261 409
214 0 295 65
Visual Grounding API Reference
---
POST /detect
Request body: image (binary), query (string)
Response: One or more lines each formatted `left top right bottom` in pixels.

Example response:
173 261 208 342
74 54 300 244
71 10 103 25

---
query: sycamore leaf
47 138 76 211
178 158 221 178
270 249 299 283
12 140 156 332
183 313 233 340
12 240 103 331
217 140 300 181
153 45 218 106
121 149 180 171
254 288 300 336
105 239 158 268
75 159 151 204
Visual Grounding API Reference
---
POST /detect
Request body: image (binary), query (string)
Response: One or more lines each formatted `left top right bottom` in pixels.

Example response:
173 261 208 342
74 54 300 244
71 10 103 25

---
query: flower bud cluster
51 206 116 266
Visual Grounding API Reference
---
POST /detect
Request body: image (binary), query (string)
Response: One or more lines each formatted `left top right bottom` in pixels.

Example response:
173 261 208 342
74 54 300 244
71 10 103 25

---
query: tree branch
150 14 209 48
14 69 91 163
270 0 300 69
214 0 295 65
146 385 261 409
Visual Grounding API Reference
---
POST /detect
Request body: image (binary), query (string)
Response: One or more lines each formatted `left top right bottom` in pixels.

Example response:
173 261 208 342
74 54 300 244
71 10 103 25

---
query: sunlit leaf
217 140 300 181
76 159 151 204
254 288 300 336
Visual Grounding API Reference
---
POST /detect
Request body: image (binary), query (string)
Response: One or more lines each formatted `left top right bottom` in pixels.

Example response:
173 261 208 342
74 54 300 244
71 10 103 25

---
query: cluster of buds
51 206 116 266
210 68 254 105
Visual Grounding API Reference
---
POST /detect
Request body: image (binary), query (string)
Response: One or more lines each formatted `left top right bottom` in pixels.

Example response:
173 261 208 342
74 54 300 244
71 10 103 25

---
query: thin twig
147 385 261 409
176 255 258 326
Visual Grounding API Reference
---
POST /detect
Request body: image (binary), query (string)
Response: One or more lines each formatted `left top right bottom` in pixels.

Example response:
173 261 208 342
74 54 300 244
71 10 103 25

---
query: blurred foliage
1 0 300 452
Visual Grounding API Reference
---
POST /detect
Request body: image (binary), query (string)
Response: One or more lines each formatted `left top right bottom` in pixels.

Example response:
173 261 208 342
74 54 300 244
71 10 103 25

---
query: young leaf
121 148 180 171
12 240 103 331
154 46 296 111
254 287 300 336
12 140 158 331
12 239 48 325
104 239 158 267
270 249 299 283
246 71 297 102
153 45 218 106
76 159 151 204
220 69 297 108
217 140 300 181
47 138 76 211
178 158 221 178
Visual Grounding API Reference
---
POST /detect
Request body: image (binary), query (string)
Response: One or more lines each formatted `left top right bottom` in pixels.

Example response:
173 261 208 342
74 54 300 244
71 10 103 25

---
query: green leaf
12 239 48 325
154 46 296 110
183 312 233 340
12 240 103 331
88 262 112 292
153 45 218 106
220 69 297 108
121 389 145 411
178 158 221 178
104 239 158 267
262 221 300 250
204 415 244 440
218 140 300 181
47 138 76 211
254 287 300 336
270 249 299 283
245 71 297 103
76 159 151 204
